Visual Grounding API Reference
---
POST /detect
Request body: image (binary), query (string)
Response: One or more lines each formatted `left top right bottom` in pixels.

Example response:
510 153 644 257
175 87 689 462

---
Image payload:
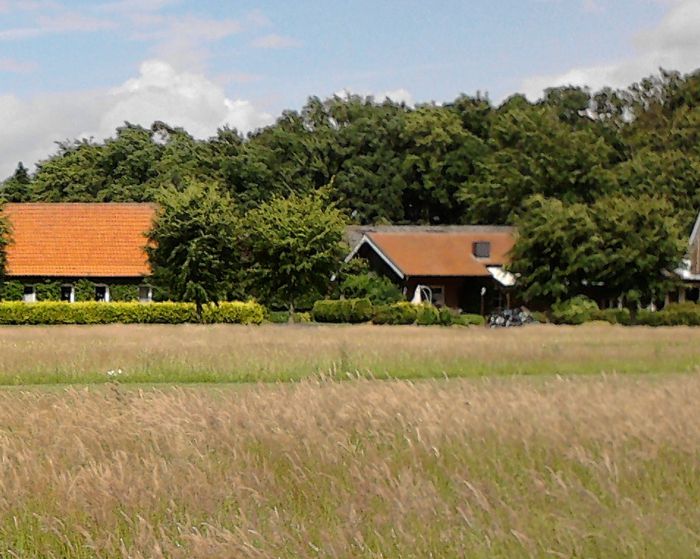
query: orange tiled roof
366 229 515 277
3 203 157 277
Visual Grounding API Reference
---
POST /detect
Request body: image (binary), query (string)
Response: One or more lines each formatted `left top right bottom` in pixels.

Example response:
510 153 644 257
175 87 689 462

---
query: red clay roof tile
366 230 515 277
3 203 156 277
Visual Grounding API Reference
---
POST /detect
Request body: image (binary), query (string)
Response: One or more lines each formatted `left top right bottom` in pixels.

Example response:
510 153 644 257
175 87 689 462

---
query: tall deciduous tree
509 195 601 303
243 189 347 315
1 163 32 202
591 195 685 315
147 182 240 319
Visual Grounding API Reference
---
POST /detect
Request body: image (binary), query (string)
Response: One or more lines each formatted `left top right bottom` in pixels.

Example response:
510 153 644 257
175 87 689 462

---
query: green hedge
551 296 600 325
0 301 264 325
372 302 417 325
312 298 373 323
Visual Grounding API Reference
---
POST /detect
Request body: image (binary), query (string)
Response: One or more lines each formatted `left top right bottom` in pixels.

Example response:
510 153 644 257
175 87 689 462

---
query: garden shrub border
0 301 265 325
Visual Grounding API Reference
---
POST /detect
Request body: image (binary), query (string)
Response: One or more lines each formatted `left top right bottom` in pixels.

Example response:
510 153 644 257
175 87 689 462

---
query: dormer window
472 241 491 259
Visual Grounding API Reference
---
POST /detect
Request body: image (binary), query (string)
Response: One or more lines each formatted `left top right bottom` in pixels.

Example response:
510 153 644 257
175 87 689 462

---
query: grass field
1 375 699 558
0 323 698 385
1 324 699 557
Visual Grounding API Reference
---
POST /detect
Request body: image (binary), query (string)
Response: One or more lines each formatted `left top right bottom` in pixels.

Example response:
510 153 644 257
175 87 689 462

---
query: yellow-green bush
0 301 264 325
312 299 373 323
371 302 418 325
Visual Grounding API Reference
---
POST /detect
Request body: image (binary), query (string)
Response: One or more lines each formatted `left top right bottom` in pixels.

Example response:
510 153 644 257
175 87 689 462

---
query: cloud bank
0 60 273 180
522 0 700 99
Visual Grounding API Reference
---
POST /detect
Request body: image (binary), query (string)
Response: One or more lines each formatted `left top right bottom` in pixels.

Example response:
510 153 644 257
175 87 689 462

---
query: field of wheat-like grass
0 323 698 384
0 375 698 557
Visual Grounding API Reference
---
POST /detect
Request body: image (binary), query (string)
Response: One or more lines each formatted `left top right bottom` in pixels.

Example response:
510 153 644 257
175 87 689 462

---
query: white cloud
251 34 302 49
0 59 273 180
521 0 700 99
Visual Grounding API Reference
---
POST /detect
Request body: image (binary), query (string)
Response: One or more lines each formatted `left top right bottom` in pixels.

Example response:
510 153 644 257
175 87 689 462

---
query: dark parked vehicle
488 307 537 328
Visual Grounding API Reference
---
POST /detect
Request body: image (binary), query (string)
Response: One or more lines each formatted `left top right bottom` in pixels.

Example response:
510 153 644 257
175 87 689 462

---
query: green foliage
267 310 312 324
147 181 240 318
452 313 486 326
244 190 347 313
0 281 23 301
372 302 418 325
34 280 61 301
108 284 139 302
0 301 264 325
1 69 698 233
74 279 96 302
510 195 600 302
415 304 440 326
551 296 600 325
640 303 700 327
591 308 632 325
512 194 686 309
338 271 403 305
311 298 373 323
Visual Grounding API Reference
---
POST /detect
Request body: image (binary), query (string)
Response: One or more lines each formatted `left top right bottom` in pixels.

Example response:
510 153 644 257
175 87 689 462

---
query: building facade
346 225 517 314
1 203 157 303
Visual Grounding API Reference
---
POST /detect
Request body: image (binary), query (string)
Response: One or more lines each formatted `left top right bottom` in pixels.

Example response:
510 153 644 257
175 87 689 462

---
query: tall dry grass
0 376 699 557
0 323 698 384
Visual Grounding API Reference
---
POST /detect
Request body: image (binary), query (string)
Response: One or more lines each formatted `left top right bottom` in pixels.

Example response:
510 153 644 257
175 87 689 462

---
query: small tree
591 194 685 318
147 182 239 319
243 190 347 316
509 195 601 303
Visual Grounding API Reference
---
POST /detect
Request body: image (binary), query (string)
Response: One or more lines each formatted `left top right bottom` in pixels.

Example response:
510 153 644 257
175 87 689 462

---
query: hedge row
548 297 700 326
311 299 485 326
0 301 265 325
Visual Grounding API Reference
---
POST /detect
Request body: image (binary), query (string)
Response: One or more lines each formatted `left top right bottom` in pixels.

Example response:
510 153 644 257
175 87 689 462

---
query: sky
0 0 699 179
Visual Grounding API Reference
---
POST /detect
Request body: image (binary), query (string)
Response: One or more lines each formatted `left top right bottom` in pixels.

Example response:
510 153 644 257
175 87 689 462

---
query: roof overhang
345 234 406 279
487 266 517 287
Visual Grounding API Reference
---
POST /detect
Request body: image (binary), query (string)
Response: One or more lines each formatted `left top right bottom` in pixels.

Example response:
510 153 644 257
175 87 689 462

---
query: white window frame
61 284 75 303
95 284 110 303
22 285 36 303
138 285 153 303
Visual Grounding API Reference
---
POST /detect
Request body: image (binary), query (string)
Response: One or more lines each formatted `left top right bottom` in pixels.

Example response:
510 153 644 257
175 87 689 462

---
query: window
472 241 491 259
430 285 445 307
60 284 74 303
22 285 36 303
95 285 110 302
138 285 153 303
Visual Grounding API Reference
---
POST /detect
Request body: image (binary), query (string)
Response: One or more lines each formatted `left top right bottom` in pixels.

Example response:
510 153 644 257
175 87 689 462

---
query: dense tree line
3 69 698 227
1 68 698 311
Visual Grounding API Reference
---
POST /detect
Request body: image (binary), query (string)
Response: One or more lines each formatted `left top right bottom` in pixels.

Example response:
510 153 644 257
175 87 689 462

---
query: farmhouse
2 203 156 302
346 225 517 314
672 210 700 304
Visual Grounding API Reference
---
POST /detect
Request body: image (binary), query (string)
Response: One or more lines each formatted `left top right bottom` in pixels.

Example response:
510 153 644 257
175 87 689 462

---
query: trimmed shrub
0 301 264 325
453 313 486 327
372 302 417 325
438 307 454 326
592 308 631 325
267 311 313 324
415 304 440 326
312 299 373 323
551 296 599 325
530 311 548 324
339 272 403 305
202 302 266 324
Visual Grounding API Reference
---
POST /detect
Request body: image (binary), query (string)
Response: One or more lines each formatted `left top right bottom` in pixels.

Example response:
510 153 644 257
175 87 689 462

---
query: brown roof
362 227 515 277
3 203 156 277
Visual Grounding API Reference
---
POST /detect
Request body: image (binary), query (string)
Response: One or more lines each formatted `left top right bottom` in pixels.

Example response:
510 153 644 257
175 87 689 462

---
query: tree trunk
288 301 295 324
